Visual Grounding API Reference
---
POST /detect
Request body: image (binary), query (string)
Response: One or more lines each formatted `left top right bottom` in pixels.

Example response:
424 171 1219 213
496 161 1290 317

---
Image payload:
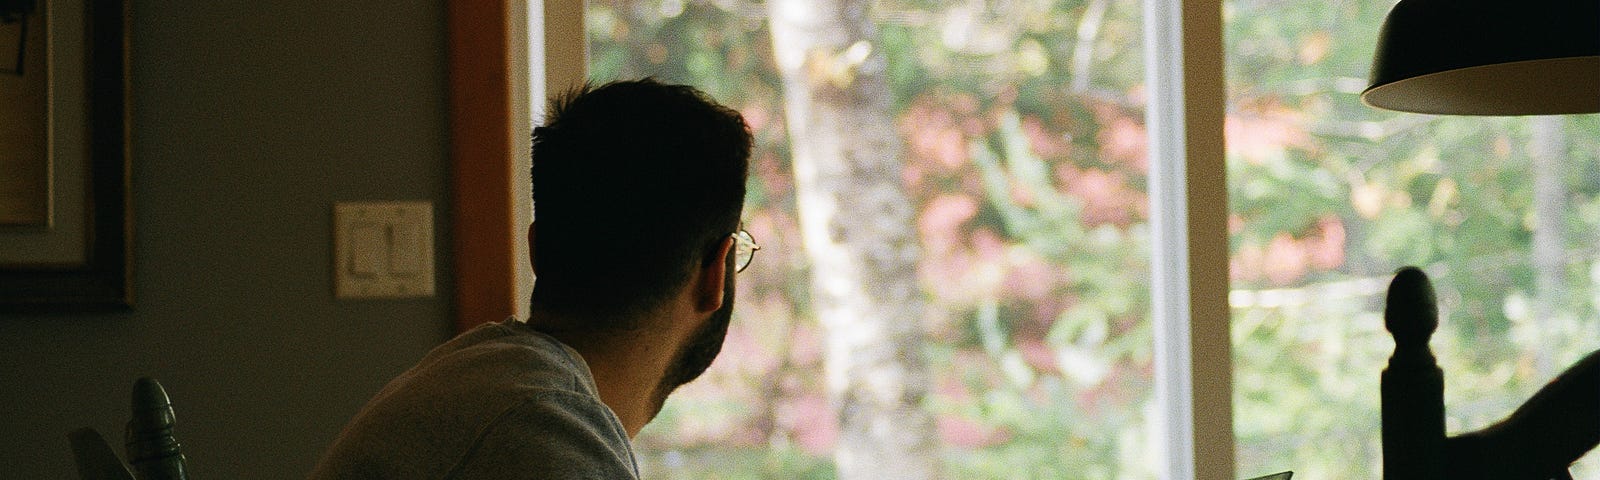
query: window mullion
1145 0 1232 478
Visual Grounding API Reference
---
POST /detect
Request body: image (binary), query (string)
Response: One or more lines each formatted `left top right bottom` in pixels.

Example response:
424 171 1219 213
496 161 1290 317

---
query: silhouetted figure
309 79 756 480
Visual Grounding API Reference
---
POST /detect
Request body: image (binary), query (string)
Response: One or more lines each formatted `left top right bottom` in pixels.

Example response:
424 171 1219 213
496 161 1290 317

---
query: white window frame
520 1 1235 478
1145 1 1232 479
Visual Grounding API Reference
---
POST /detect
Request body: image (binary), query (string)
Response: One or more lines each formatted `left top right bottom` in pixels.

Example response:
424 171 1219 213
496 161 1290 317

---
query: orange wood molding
447 1 517 332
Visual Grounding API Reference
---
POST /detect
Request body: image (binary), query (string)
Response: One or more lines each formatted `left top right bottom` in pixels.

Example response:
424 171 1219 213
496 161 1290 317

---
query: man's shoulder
412 320 592 394
443 389 638 479
309 320 637 480
360 320 609 427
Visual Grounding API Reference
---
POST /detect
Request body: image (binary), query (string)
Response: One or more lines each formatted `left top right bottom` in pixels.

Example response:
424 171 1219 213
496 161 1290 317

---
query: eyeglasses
731 229 759 273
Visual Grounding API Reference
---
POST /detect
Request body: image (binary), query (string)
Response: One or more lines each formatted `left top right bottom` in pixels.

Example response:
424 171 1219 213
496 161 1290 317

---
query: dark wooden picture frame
0 0 130 312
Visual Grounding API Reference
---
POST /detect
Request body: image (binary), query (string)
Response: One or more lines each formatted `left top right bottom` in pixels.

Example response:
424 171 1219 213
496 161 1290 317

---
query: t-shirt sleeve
445 391 639 479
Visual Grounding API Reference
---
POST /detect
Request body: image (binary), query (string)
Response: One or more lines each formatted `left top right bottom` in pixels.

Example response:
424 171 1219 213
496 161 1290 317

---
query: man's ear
694 237 734 313
527 222 537 274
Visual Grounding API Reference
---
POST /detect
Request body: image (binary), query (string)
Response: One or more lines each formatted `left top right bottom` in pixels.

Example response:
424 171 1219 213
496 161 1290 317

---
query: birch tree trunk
1529 116 1568 376
766 1 939 478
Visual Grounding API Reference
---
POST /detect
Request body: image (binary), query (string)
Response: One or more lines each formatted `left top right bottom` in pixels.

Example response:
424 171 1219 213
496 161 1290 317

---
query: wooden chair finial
124 377 187 480
1385 266 1438 350
1382 266 1445 480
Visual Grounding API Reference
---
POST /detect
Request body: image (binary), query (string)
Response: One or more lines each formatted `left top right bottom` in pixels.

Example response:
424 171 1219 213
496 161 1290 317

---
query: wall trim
447 1 518 331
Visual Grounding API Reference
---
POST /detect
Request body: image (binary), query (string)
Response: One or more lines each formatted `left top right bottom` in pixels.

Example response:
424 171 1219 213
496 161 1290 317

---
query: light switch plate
334 201 435 298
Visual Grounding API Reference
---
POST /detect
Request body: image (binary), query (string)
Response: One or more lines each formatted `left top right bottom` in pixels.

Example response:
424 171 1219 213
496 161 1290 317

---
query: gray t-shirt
309 319 640 479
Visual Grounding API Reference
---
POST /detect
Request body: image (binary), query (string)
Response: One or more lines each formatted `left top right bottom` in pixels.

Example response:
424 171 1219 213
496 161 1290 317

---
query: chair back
1381 267 1599 480
1381 267 1444 479
68 377 189 480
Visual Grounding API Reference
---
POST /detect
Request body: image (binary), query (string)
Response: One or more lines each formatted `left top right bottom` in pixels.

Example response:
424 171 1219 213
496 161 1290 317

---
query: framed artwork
0 0 130 312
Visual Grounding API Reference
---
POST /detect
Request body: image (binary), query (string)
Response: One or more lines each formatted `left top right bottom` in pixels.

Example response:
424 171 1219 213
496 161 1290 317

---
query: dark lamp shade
1362 0 1600 116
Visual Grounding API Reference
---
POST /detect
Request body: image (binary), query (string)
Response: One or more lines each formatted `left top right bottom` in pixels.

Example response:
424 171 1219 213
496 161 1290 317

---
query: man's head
529 79 753 330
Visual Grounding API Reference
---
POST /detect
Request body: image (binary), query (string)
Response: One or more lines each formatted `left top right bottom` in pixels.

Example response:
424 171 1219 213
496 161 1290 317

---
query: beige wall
0 1 455 477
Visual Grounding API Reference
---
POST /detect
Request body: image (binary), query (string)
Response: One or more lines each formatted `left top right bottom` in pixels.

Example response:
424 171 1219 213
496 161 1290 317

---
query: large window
526 0 1600 478
1225 0 1600 478
588 1 1164 478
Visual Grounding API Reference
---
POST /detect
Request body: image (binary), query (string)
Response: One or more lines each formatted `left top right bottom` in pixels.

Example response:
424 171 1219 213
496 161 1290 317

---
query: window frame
1145 1 1233 478
447 1 519 332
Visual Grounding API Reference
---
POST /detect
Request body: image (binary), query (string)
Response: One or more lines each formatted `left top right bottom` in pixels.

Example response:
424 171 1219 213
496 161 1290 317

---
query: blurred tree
767 0 940 478
1529 116 1568 376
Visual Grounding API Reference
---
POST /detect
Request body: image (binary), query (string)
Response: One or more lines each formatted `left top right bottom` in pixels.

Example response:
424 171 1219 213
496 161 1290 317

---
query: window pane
587 1 1155 477
1225 0 1600 478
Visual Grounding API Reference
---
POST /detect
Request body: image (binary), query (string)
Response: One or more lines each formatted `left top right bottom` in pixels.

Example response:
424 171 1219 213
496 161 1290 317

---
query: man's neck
526 307 689 438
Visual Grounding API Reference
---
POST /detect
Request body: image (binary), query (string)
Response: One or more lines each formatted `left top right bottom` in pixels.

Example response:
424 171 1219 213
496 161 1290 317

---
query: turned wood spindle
124 377 188 480
1382 266 1445 480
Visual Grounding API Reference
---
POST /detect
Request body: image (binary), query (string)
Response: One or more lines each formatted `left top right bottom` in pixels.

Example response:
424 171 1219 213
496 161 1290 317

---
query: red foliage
918 194 980 256
1231 215 1347 285
1021 115 1072 161
1308 216 1346 270
780 393 837 455
1091 103 1149 173
786 323 824 366
900 93 977 172
1017 339 1059 375
938 415 1008 449
1225 99 1314 164
1056 164 1148 227
1002 254 1060 304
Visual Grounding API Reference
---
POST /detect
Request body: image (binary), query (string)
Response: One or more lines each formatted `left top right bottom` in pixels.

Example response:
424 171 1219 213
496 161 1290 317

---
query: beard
648 268 737 416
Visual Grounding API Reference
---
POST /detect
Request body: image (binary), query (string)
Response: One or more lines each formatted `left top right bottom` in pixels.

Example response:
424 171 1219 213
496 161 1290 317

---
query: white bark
767 1 940 478
1529 116 1567 376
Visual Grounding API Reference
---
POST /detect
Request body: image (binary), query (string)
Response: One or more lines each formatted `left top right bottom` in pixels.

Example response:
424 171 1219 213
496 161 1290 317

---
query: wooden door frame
447 1 517 332
447 1 585 332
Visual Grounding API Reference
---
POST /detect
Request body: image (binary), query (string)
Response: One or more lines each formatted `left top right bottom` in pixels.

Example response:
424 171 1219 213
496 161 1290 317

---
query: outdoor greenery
585 0 1600 478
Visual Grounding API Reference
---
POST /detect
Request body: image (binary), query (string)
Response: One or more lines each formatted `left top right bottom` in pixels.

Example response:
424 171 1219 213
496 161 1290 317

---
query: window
518 0 1597 478
1226 0 1600 478
579 1 1217 478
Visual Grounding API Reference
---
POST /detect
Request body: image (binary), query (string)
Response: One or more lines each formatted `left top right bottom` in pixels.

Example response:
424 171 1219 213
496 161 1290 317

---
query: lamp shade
1362 0 1600 115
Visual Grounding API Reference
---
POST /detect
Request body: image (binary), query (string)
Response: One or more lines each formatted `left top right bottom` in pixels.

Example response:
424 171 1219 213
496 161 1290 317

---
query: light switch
388 223 424 274
349 222 384 276
335 201 435 298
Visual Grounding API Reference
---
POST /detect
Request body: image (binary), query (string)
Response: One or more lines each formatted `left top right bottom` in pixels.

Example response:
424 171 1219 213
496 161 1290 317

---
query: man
310 79 755 479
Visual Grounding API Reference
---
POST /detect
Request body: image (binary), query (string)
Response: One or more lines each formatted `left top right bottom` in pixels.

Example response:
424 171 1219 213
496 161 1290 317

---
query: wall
0 1 455 477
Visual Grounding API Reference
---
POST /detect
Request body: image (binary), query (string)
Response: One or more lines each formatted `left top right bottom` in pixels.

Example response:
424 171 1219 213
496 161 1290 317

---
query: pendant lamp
1362 0 1600 115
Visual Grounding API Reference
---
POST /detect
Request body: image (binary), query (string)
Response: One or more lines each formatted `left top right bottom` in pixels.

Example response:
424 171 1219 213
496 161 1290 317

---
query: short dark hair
530 79 752 327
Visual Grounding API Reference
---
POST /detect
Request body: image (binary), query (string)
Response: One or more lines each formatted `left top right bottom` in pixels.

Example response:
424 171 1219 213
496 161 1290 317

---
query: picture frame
0 0 130 312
